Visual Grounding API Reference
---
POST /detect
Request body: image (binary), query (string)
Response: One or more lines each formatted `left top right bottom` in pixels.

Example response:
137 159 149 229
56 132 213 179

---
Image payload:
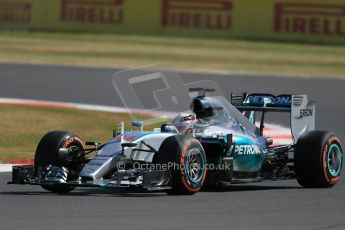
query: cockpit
189 96 258 136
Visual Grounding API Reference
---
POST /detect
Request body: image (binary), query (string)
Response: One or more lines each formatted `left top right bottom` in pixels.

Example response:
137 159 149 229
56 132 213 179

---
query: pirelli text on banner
274 3 345 36
161 0 233 31
60 0 124 24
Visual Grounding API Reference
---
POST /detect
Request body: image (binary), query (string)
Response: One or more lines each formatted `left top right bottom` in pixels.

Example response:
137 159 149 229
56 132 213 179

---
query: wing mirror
132 121 144 132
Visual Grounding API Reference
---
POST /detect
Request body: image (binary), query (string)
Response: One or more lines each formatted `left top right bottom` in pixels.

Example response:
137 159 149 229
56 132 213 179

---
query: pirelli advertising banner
0 0 344 44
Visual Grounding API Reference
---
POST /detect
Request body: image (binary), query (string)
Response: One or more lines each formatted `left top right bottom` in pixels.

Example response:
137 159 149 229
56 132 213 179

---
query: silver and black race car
9 88 343 195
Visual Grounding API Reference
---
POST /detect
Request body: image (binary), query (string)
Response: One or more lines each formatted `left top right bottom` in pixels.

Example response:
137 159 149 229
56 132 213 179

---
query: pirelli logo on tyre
0 1 32 24
274 3 345 36
60 0 124 24
161 0 233 31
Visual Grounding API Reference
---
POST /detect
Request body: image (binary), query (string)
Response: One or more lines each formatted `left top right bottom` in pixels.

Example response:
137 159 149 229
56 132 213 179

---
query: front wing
8 165 172 192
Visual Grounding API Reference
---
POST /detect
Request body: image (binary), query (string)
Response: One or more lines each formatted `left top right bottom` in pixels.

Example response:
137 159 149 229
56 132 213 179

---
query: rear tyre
295 131 343 188
153 135 207 195
34 131 84 193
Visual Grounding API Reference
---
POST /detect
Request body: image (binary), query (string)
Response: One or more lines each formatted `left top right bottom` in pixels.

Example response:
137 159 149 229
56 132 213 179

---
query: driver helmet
172 113 197 133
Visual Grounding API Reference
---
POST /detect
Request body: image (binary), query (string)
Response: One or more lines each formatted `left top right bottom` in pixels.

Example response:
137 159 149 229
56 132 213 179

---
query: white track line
0 164 14 172
262 123 293 145
0 97 176 117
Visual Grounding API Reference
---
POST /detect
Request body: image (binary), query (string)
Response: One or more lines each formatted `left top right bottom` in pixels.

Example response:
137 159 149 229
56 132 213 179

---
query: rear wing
231 93 315 144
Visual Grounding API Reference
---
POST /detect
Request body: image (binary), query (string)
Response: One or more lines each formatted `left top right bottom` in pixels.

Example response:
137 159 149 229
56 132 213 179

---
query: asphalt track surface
1 63 345 230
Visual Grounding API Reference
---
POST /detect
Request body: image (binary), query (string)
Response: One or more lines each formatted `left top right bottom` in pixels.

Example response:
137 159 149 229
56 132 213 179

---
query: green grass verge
0 31 345 77
0 105 159 163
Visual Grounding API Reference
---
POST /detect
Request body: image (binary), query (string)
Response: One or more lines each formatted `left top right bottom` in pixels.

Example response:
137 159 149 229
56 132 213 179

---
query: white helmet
172 113 197 133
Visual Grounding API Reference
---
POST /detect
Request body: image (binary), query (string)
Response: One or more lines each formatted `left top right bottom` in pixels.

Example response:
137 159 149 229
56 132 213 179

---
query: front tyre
34 131 85 193
154 135 207 195
295 131 343 188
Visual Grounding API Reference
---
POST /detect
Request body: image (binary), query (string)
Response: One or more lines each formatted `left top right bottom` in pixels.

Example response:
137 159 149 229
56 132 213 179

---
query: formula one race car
9 89 343 195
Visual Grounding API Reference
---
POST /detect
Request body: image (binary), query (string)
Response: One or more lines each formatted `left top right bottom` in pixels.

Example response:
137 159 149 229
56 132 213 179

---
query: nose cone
79 139 123 180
